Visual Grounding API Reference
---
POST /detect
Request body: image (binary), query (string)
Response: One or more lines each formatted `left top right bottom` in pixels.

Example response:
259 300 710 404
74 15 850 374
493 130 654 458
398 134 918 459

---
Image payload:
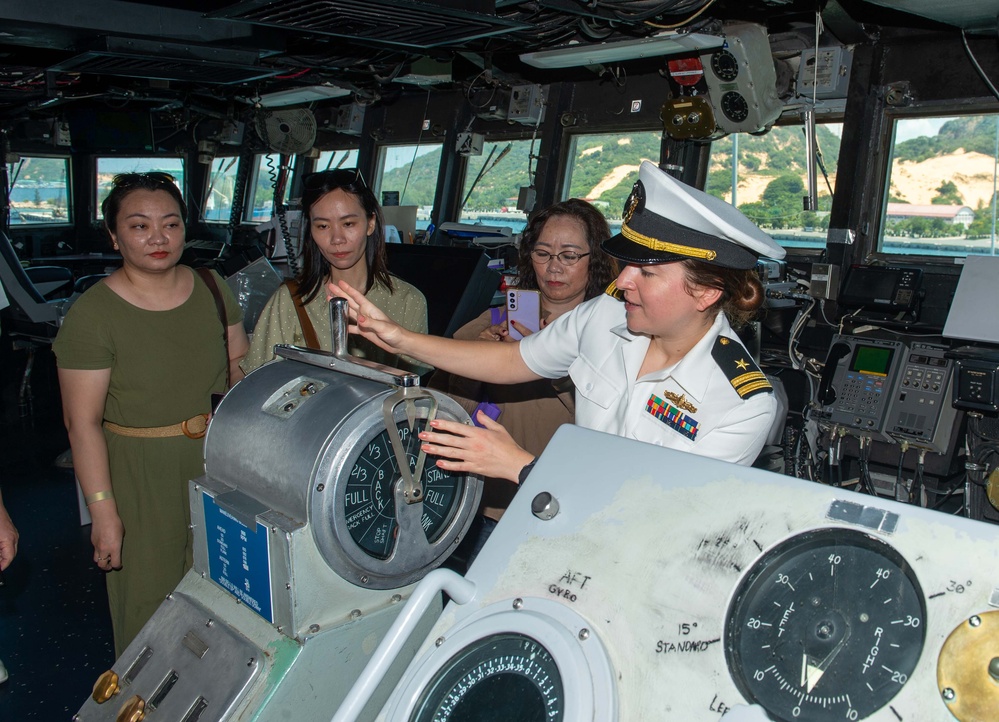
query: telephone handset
818 341 852 405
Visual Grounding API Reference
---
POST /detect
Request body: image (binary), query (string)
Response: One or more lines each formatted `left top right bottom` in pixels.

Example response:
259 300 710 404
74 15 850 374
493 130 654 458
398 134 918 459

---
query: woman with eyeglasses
241 168 428 373
330 162 786 483
429 199 617 555
54 172 249 656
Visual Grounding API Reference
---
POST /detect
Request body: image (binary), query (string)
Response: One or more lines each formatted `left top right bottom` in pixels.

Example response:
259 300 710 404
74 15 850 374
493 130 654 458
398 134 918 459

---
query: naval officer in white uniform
329 160 786 478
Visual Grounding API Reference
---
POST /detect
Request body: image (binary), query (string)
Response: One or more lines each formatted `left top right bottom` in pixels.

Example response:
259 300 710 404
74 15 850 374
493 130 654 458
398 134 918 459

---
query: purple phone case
472 401 502 427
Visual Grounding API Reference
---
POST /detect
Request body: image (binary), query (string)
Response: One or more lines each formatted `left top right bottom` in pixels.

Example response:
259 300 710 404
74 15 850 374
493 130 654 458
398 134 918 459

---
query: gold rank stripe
732 371 768 387
736 379 773 397
622 223 718 261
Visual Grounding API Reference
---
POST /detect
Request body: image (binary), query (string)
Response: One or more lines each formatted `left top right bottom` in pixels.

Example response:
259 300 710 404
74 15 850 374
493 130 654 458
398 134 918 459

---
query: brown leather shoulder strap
195 267 231 389
284 279 320 349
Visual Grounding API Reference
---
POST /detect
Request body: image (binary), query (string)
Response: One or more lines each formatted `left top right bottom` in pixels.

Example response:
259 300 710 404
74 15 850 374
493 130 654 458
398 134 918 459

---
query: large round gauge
310 385 484 589
383 599 617 722
720 91 749 123
345 417 462 560
725 528 926 722
711 49 740 81
412 633 564 721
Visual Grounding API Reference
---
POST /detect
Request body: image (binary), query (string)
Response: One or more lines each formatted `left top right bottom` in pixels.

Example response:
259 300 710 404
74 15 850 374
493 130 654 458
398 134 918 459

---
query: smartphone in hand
506 288 541 340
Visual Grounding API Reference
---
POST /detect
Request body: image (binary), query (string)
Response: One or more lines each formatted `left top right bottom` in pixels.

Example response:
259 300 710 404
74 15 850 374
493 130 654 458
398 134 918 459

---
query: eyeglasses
303 167 366 191
530 249 591 266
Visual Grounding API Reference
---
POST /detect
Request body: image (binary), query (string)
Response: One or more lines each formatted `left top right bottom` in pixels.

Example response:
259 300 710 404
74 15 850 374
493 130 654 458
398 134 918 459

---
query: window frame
373 141 444 231
6 154 73 228
872 104 999 263
315 148 360 174
202 156 240 225
93 155 185 222
373 141 444 206
559 129 666 232
456 135 536 231
246 153 297 224
704 106 846 257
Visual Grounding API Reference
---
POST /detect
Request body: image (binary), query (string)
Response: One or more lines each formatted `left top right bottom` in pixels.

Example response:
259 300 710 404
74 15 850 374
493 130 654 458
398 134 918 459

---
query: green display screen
850 345 894 376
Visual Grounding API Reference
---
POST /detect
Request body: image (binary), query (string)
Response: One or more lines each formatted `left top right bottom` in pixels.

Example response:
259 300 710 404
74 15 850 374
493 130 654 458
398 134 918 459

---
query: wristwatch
518 457 537 485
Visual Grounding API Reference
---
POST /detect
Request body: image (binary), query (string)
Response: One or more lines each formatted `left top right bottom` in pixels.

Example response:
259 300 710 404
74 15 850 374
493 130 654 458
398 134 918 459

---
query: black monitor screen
67 109 155 153
386 245 501 338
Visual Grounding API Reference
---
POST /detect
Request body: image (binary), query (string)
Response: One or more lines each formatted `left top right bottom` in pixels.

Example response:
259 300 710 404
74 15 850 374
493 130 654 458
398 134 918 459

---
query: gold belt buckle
181 414 210 439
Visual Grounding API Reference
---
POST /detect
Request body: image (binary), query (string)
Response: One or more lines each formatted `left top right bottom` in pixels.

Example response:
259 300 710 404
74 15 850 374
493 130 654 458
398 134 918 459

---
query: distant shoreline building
886 203 974 227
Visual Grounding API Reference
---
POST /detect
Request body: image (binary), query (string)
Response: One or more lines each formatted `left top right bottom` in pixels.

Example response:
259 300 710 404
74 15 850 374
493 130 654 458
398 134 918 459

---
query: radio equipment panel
883 342 958 452
816 335 908 441
839 264 923 313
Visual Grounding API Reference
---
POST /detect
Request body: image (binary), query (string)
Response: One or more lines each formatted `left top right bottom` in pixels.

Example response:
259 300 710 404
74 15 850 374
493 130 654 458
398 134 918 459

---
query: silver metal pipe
802 105 818 212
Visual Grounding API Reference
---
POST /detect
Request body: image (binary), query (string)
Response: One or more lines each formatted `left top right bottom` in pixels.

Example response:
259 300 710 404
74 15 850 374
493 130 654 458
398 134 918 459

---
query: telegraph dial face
344 417 462 560
726 528 926 722
310 388 482 589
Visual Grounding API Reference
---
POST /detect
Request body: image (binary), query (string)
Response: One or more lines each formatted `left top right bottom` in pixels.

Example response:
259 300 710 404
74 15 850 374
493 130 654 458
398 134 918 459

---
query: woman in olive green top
54 172 249 656
241 168 428 374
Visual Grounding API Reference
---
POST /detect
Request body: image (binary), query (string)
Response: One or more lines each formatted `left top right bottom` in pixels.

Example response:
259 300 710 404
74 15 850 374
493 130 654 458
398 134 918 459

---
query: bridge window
562 131 664 235
95 157 184 220
6 155 71 226
880 113 999 258
248 153 297 223
705 122 842 251
315 149 359 172
458 138 534 233
374 143 443 230
203 157 239 224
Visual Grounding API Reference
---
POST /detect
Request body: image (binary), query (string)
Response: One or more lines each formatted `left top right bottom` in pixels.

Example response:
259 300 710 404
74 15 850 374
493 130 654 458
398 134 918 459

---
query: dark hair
297 169 392 303
679 260 764 329
516 198 619 301
102 172 187 240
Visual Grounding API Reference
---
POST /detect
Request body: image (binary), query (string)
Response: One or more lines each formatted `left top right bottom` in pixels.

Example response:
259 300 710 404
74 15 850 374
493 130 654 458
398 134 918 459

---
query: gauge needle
801 626 852 693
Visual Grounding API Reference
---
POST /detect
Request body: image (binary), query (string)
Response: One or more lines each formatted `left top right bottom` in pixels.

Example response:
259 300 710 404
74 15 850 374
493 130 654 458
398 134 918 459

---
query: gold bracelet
85 490 115 506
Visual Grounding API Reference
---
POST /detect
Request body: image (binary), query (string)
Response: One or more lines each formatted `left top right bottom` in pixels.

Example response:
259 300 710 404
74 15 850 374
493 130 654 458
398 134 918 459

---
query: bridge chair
0 230 79 416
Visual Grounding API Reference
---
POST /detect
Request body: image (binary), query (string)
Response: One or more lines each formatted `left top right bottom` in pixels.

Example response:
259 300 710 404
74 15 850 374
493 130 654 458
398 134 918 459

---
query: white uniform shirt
519 294 777 466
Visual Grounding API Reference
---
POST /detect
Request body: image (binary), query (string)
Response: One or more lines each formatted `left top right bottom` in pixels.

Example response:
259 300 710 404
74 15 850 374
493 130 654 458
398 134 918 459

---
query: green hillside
894 115 999 162
380 124 843 222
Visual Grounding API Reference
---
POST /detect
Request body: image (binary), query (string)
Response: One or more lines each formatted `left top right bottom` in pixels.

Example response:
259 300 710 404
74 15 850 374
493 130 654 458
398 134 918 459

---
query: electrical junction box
701 22 782 134
456 132 484 156
220 119 244 145
473 87 510 121
797 46 854 100
335 102 365 136
508 84 546 125
662 95 716 140
56 121 72 146
809 262 840 301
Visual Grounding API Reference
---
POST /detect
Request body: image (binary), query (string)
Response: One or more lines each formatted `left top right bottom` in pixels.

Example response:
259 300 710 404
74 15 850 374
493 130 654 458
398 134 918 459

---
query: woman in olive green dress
54 173 249 656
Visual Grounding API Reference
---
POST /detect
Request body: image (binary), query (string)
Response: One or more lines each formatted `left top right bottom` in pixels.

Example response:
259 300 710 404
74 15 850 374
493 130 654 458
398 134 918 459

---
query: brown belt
103 414 210 440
